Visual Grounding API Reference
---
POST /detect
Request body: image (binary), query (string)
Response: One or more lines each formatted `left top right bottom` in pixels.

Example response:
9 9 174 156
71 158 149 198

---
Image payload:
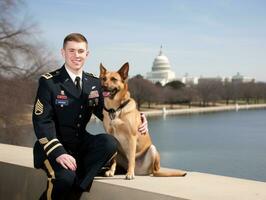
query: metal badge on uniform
95 98 99 105
88 90 99 99
88 99 93 106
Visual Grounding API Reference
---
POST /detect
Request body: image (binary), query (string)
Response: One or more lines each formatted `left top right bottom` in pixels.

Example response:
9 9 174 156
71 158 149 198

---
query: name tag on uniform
55 99 69 106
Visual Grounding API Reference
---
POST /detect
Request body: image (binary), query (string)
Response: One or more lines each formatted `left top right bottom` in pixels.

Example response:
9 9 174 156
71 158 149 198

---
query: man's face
61 41 88 72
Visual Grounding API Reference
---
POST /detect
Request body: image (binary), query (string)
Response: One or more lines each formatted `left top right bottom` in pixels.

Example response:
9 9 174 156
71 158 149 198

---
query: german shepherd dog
100 62 187 179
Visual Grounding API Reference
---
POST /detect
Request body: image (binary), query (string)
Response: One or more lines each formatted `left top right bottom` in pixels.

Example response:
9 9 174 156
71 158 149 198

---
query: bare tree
0 77 37 145
239 82 256 104
255 82 266 103
197 78 223 106
129 75 161 109
0 0 58 146
222 81 234 105
180 86 200 108
0 0 57 78
162 86 177 108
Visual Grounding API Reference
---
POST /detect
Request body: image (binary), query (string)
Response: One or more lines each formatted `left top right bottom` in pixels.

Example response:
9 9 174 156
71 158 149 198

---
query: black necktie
75 76 81 94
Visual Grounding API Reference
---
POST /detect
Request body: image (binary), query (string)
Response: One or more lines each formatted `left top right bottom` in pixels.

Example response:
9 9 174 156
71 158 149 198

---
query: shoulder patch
41 73 53 79
85 72 98 78
41 70 60 79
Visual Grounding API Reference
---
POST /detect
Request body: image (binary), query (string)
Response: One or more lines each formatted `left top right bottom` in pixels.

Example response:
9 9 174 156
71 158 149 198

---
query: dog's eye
111 77 117 82
102 77 107 82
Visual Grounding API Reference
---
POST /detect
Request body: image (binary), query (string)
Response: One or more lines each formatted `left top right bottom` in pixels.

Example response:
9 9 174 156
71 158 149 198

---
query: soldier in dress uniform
32 33 148 200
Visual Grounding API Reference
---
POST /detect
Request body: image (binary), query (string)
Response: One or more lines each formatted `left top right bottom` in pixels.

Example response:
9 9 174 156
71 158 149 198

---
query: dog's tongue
102 91 110 97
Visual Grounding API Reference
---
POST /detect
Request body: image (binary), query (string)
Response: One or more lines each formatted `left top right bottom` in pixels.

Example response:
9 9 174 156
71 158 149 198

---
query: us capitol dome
146 46 176 86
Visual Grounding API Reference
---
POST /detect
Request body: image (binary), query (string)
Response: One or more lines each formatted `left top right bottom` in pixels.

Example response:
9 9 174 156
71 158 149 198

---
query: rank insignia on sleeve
34 99 44 115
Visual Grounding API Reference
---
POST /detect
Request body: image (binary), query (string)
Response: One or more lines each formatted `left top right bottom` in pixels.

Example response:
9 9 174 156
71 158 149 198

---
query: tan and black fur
100 62 187 179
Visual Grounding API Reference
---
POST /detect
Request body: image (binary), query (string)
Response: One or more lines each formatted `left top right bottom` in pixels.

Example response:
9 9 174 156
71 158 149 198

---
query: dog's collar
104 99 131 120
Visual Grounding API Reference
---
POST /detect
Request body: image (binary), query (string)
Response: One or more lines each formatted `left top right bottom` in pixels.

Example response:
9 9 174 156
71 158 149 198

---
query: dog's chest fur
103 112 130 155
103 100 140 152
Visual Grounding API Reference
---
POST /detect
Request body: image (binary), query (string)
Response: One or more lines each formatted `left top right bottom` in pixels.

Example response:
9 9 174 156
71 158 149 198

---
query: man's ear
61 48 65 58
118 62 129 80
100 63 106 78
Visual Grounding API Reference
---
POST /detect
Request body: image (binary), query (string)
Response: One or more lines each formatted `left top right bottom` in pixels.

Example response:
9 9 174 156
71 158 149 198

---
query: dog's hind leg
153 148 160 172
151 145 186 177
134 144 157 175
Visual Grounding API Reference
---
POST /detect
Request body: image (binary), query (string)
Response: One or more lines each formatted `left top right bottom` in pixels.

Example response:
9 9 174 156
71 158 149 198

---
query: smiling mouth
71 59 82 64
102 88 118 98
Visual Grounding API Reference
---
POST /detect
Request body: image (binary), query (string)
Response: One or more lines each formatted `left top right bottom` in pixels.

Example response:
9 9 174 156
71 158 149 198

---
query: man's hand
138 113 148 135
56 154 77 171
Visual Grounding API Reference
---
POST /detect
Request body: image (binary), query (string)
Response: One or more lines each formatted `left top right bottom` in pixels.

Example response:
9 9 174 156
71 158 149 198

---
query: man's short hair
63 33 88 49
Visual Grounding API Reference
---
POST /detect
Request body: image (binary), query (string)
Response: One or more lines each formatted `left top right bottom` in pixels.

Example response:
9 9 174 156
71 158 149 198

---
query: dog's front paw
125 172 135 180
105 170 115 177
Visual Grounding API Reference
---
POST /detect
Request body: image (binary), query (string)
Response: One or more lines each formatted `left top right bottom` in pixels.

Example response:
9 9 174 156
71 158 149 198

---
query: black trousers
40 133 117 200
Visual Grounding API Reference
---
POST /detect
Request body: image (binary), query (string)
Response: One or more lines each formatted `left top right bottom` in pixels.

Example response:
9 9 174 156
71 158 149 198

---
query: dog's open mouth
102 88 118 98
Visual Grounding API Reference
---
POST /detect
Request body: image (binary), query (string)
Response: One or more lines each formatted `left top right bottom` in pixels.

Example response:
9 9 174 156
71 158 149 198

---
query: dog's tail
152 170 187 177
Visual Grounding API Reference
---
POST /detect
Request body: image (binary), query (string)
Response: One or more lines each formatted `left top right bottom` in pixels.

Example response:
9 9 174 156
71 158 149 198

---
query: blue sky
24 0 266 81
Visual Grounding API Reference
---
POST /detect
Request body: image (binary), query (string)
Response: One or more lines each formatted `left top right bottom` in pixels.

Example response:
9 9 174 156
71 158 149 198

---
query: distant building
195 73 255 85
222 77 232 83
177 73 199 85
232 72 255 83
197 76 223 85
146 46 176 86
146 48 255 85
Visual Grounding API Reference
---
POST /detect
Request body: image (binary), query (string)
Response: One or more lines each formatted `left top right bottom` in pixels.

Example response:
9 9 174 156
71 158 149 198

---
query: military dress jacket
32 65 104 168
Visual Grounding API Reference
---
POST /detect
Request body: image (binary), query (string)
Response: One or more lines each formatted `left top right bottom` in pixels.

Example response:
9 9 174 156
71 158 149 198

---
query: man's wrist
39 137 67 161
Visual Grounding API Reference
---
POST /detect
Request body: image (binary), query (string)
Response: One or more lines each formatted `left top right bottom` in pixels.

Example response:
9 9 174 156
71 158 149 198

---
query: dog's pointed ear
118 62 129 80
100 63 106 78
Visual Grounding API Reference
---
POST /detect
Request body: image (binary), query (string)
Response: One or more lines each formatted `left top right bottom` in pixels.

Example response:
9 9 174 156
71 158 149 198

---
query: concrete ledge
0 161 46 200
91 173 266 200
1 143 266 200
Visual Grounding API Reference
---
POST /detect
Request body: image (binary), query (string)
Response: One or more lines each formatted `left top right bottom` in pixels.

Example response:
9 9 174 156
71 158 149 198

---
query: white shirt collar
65 65 83 86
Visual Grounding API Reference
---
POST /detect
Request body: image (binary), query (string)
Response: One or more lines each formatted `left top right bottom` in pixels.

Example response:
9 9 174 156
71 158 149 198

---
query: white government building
146 46 176 86
146 47 254 85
